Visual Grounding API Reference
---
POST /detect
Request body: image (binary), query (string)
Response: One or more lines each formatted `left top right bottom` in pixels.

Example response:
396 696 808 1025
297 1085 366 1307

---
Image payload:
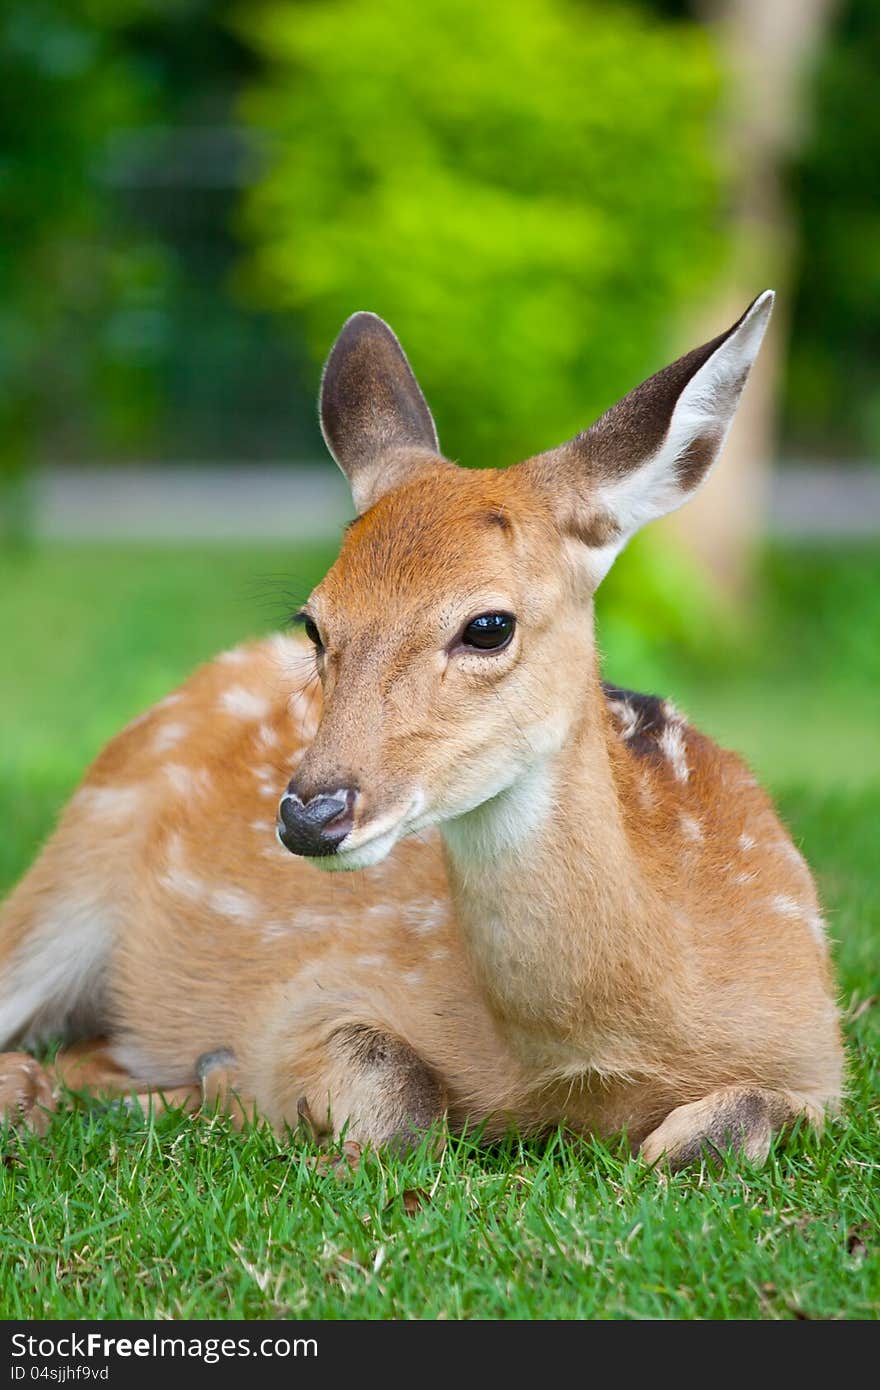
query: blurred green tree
784 0 880 460
237 0 725 470
0 0 169 532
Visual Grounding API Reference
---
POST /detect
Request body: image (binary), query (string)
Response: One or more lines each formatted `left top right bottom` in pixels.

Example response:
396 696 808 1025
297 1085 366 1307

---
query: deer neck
439 688 674 1071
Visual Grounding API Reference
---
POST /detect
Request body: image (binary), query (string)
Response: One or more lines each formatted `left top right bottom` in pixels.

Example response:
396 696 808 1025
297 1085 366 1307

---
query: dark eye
303 616 323 650
460 612 515 652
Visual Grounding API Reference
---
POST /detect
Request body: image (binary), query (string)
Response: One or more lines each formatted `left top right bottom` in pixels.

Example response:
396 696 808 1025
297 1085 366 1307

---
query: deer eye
460 612 515 652
302 616 323 650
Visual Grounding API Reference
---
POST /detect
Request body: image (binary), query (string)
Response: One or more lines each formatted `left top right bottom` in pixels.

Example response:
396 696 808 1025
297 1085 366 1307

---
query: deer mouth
277 792 425 872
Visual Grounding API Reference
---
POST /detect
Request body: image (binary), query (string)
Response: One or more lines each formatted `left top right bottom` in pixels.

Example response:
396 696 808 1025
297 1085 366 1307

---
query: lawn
0 539 878 1320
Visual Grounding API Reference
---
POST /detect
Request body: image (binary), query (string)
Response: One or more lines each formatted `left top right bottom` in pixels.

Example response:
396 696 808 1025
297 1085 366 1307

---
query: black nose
276 786 357 857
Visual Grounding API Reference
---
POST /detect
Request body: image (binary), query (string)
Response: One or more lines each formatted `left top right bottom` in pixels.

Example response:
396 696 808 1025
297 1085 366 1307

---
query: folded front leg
639 1086 822 1170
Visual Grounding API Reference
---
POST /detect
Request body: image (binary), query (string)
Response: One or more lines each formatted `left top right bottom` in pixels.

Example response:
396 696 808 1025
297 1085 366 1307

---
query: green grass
1 540 878 1320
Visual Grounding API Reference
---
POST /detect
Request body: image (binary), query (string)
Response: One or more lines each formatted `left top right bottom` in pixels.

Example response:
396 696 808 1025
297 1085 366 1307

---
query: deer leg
639 1086 822 1170
4 1027 447 1150
278 1024 447 1151
0 1038 204 1136
54 1037 201 1114
148 1028 447 1148
56 1039 264 1125
324 1025 446 1150
0 1053 57 1135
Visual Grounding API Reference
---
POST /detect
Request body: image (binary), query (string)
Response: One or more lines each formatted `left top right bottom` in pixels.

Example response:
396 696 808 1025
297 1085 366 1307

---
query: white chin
308 824 402 872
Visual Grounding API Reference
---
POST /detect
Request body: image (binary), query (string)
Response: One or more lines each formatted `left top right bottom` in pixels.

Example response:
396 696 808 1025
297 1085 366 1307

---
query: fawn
0 292 842 1167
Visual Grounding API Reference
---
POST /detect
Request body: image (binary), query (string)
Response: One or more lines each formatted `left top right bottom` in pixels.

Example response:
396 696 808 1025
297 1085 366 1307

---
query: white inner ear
587 290 774 586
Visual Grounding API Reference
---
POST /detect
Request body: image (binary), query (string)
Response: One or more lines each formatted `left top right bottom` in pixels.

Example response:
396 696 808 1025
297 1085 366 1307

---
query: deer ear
522 291 774 584
320 312 444 513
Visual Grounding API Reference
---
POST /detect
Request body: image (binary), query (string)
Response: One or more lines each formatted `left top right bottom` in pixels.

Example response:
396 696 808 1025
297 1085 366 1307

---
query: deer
0 291 843 1169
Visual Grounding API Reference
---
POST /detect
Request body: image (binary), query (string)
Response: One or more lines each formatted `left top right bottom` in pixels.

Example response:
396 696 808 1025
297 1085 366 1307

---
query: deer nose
276 785 357 857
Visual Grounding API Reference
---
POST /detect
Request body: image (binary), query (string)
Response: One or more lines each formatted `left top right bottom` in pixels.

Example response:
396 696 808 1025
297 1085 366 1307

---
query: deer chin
314 826 403 872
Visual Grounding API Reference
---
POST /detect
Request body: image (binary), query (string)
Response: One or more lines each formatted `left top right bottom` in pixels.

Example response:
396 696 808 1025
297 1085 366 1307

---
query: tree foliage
238 0 725 468
784 0 880 459
0 0 168 499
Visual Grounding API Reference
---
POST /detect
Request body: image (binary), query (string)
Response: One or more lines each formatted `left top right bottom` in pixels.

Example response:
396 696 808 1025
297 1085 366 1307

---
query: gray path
767 464 880 539
32 465 353 543
29 462 880 542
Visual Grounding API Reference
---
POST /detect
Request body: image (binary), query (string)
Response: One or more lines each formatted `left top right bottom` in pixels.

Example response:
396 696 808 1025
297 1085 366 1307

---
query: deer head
277 296 773 867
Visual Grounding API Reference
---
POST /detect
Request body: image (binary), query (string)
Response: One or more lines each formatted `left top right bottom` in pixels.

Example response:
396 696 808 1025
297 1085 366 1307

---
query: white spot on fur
431 947 450 962
257 723 280 750
262 917 297 940
402 970 423 987
805 910 827 945
250 819 272 832
356 954 386 969
264 909 337 940
608 699 639 741
739 832 756 851
401 900 449 935
733 868 758 885
164 832 184 863
164 763 212 797
152 721 188 753
259 783 281 799
774 839 807 870
75 785 141 819
770 894 803 918
253 765 277 783
208 887 258 923
220 686 269 720
218 647 248 666
658 721 689 783
680 814 703 843
160 864 259 924
160 865 206 903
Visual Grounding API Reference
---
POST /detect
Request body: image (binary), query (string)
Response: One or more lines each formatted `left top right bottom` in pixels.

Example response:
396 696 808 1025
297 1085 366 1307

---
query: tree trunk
665 0 839 593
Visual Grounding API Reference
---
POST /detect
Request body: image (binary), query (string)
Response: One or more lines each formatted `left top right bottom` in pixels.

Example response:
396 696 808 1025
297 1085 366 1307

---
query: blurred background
1 0 878 908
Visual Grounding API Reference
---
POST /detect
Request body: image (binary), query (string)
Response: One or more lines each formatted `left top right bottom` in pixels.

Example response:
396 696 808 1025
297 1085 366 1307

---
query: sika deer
0 294 842 1167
